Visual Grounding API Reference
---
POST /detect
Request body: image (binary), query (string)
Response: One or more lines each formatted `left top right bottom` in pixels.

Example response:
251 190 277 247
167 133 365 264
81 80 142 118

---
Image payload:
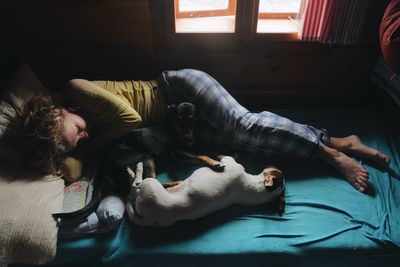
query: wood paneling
2 0 153 48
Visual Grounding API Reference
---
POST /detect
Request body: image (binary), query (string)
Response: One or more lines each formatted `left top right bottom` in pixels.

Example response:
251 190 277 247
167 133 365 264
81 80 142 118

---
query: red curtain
298 0 370 45
380 0 400 75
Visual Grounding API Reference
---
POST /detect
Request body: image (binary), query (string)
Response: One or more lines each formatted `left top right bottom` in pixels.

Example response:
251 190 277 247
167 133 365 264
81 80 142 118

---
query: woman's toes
355 177 368 192
354 182 364 192
357 178 368 190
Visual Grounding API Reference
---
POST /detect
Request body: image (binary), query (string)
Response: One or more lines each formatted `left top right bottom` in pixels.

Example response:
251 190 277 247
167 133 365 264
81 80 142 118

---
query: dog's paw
210 162 225 172
126 166 136 184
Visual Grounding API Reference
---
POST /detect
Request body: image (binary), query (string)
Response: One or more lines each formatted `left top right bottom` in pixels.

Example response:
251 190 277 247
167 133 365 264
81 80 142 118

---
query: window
172 0 301 34
150 0 302 52
257 0 302 33
174 0 237 33
175 0 236 18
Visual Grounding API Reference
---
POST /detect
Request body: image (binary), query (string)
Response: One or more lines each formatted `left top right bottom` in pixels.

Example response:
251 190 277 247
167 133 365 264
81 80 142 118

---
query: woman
24 69 390 192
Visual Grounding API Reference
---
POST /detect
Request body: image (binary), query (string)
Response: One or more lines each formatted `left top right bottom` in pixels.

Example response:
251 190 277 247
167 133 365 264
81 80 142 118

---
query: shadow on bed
129 203 287 247
388 167 400 180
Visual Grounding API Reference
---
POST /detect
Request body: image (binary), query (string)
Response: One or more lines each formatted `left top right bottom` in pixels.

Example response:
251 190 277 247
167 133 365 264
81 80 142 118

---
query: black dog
167 102 197 147
53 102 224 225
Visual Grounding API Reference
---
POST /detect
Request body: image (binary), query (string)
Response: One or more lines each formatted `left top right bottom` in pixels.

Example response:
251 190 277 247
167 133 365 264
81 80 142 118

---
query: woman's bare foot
330 135 390 169
320 145 369 192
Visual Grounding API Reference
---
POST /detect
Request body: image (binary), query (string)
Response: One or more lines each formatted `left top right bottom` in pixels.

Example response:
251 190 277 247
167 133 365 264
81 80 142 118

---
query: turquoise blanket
47 109 400 267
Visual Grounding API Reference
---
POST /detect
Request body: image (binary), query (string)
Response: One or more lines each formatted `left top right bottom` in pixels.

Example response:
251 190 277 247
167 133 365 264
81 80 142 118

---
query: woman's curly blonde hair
22 94 67 174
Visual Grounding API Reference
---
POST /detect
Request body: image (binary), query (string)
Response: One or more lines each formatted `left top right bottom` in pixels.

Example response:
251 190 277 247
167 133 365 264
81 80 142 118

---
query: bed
38 108 400 267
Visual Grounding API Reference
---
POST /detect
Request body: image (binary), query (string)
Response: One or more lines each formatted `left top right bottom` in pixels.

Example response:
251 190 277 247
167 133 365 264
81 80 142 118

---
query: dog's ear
166 104 177 112
192 103 197 118
166 104 177 118
184 102 196 118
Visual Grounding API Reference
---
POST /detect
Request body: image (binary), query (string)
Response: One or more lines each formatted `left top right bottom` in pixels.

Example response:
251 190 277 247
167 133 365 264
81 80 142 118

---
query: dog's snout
175 125 196 147
183 136 195 146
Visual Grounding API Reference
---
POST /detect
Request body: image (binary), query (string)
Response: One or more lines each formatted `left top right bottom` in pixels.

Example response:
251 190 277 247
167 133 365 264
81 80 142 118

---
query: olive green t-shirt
65 79 165 152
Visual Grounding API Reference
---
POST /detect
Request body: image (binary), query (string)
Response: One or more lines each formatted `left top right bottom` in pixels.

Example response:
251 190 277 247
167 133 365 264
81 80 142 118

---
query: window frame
246 0 299 41
149 0 299 53
174 0 237 18
258 12 298 20
258 0 301 19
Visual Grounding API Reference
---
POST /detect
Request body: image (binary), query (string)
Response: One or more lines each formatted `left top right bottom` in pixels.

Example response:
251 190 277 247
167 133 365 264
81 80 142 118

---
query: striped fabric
158 69 330 159
298 0 370 45
371 57 400 107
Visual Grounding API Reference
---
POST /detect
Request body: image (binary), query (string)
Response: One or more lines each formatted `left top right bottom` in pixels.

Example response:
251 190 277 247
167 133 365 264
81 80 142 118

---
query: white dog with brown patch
125 156 285 227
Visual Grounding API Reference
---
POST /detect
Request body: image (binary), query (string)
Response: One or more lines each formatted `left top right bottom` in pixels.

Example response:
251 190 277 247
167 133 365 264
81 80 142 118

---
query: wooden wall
0 0 391 108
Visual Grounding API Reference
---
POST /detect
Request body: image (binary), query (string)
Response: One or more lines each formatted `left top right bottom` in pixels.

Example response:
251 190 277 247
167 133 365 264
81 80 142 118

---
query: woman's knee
174 69 214 85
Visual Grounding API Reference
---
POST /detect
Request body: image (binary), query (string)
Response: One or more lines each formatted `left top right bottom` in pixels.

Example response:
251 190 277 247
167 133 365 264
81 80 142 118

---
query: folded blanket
0 162 64 267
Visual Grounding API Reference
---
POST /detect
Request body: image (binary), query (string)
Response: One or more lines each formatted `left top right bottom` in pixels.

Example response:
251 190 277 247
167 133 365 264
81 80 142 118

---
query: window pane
257 0 301 33
179 0 230 12
259 0 301 13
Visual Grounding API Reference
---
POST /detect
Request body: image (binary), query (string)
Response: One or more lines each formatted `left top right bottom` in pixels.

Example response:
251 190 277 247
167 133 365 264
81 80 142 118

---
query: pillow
1 62 49 114
380 0 400 75
0 62 50 163
0 99 16 134
0 169 64 266
0 100 22 163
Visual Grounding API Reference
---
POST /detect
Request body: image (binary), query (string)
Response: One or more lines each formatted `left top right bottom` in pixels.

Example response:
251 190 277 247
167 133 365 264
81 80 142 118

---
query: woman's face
62 110 89 152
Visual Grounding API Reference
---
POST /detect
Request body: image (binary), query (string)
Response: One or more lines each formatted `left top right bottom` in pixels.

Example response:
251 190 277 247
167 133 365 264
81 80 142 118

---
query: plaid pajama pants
158 69 330 159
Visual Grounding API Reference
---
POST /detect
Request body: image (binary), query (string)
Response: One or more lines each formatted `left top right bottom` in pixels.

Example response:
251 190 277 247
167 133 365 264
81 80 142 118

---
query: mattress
46 109 400 267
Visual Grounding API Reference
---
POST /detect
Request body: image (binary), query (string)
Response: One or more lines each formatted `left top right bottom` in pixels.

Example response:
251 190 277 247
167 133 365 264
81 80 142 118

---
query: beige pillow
0 99 16 138
0 100 21 163
0 169 64 266
0 62 50 163
1 62 49 114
